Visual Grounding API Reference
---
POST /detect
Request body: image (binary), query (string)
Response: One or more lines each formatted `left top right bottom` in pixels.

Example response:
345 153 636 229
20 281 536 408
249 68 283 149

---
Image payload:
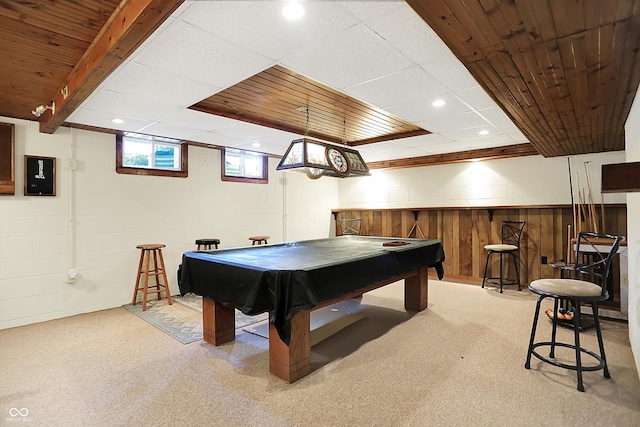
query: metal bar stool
525 232 623 392
132 244 172 311
195 238 220 250
482 220 526 293
249 235 270 245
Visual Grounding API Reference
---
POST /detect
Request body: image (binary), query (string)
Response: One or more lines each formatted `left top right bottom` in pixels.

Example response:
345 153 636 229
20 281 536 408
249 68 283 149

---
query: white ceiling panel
67 108 153 133
132 20 275 89
281 23 414 89
345 66 448 109
103 63 220 107
455 87 500 110
420 57 481 93
182 1 361 61
363 5 455 65
417 111 492 134
139 122 209 141
76 89 182 122
386 93 473 124
157 108 239 132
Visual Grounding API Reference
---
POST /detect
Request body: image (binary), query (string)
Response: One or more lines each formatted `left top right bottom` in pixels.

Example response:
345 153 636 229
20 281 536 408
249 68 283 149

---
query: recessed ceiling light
252 142 261 148
112 118 124 124
432 99 446 107
282 2 304 19
478 129 489 136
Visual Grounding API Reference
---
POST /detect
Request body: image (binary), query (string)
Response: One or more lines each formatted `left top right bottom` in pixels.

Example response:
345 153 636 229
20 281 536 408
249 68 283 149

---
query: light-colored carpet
1 280 639 427
122 294 268 344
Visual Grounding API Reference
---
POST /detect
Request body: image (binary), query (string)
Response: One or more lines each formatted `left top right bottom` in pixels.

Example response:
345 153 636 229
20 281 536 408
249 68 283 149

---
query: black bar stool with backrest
524 232 624 392
482 220 526 293
338 218 362 236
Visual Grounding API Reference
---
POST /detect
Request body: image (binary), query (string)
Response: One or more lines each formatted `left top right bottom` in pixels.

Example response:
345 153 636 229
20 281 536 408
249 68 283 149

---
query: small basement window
221 148 268 184
116 133 188 177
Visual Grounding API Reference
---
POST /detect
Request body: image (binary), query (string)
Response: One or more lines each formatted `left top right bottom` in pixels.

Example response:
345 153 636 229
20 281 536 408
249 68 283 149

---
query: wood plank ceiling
1 0 639 163
190 65 430 145
407 0 640 157
0 0 121 121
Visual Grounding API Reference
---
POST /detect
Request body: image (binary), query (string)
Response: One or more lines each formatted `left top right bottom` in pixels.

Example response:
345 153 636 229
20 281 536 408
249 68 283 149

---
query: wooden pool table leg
269 310 311 383
404 266 429 311
202 297 235 345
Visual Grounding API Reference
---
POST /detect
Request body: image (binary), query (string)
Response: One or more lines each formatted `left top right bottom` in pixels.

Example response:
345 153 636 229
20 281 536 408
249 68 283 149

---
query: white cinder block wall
0 117 339 329
625 92 640 375
338 152 626 209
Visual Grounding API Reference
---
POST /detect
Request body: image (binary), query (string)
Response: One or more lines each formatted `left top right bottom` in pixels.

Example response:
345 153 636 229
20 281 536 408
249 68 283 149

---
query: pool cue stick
567 224 571 264
601 194 606 232
567 158 576 238
584 161 598 232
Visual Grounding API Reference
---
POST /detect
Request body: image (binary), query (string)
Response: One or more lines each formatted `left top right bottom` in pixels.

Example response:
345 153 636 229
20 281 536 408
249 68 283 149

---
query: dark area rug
122 294 268 344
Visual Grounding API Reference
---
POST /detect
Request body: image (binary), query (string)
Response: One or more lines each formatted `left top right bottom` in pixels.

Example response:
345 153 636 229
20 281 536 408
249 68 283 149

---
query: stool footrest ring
529 341 605 372
484 277 519 286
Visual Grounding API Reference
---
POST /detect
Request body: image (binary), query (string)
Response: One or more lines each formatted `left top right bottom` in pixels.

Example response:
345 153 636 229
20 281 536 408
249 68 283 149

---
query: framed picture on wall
24 155 56 196
0 122 15 195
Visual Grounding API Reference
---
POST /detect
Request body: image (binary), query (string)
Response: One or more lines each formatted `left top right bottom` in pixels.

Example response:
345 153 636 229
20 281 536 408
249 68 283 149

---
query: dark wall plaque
24 156 56 196
0 123 15 194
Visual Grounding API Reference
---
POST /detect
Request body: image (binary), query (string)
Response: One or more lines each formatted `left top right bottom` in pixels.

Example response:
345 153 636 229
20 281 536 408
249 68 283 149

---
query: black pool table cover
178 236 445 344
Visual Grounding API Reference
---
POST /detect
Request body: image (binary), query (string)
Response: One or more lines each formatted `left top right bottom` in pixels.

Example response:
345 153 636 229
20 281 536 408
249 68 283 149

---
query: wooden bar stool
195 238 220 250
132 244 172 311
249 235 270 245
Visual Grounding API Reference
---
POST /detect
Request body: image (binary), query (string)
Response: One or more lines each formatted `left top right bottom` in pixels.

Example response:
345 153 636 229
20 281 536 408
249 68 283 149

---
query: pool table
178 235 445 382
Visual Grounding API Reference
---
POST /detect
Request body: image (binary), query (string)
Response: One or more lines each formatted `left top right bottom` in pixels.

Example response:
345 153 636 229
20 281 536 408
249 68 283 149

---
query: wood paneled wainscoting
332 206 627 307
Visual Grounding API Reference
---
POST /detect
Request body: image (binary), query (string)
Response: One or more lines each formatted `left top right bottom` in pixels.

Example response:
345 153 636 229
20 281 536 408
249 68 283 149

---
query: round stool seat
132 244 171 311
137 243 166 250
249 235 270 245
195 238 220 250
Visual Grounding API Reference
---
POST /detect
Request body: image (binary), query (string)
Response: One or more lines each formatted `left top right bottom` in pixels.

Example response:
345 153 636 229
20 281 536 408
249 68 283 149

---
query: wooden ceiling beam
38 0 185 134
366 143 540 170
406 0 640 158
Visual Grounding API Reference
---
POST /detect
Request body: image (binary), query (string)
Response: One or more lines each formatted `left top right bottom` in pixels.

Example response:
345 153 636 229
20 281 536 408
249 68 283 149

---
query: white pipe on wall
66 128 77 283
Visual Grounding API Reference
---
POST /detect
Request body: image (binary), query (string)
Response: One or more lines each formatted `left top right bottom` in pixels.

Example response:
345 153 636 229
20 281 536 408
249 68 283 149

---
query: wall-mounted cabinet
0 122 15 195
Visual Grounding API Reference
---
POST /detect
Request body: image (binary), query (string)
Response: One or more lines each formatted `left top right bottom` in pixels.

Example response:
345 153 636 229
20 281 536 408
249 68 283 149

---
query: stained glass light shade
276 138 370 179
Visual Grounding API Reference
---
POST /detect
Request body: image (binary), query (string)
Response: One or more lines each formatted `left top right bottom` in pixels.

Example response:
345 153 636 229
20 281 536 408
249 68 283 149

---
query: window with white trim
116 134 188 178
221 148 268 184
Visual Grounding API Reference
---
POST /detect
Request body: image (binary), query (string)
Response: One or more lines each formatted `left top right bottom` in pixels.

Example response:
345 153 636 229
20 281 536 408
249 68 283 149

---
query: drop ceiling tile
338 1 406 22
420 57 481 92
104 63 220 107
455 87 499 110
387 93 473 123
190 131 248 147
417 111 492 133
77 89 181 122
182 1 360 61
475 106 514 125
496 120 526 135
385 133 453 148
344 66 448 109
364 5 454 65
414 140 474 156
66 108 153 133
281 23 414 89
138 122 209 141
133 20 274 89
158 108 238 132
439 126 505 141
214 121 295 142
